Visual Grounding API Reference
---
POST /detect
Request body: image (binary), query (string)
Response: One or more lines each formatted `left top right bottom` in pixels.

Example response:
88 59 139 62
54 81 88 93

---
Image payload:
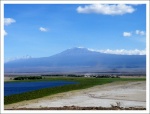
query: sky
4 4 146 62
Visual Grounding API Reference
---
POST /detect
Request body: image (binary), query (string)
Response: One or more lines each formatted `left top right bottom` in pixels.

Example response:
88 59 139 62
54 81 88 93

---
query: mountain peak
69 47 88 50
71 47 89 51
60 47 93 55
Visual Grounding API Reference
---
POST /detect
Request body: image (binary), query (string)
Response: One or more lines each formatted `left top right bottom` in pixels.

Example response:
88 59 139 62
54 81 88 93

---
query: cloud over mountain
89 49 146 55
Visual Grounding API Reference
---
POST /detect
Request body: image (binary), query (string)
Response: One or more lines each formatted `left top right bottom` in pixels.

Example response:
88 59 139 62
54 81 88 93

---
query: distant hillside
4 47 146 73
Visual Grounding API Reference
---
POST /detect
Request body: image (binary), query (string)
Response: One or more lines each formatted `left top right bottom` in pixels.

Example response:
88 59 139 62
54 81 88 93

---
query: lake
4 81 77 96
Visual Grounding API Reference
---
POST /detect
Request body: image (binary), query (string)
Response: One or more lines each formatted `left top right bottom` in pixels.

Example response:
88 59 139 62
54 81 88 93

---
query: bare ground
4 81 146 110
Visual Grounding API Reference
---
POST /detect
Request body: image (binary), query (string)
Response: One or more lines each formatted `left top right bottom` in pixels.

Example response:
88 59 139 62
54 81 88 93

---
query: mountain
4 47 146 73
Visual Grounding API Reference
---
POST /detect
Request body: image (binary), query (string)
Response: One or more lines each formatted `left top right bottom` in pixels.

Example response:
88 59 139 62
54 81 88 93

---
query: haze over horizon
4 4 146 62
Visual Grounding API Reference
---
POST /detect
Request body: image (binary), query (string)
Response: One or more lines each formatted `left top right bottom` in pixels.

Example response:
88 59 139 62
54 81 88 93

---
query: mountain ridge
4 47 146 73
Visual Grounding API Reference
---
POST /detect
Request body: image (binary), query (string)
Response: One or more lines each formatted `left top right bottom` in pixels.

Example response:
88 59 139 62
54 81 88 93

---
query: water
4 81 77 96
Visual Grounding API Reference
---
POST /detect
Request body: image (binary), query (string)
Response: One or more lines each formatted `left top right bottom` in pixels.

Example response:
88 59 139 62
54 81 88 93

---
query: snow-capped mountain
4 47 146 73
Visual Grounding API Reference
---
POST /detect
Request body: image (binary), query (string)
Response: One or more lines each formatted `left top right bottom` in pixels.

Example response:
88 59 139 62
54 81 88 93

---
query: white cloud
77 4 135 15
4 18 16 26
39 27 48 32
123 32 132 37
5 55 32 63
135 30 145 35
123 30 145 38
4 30 7 36
88 48 146 55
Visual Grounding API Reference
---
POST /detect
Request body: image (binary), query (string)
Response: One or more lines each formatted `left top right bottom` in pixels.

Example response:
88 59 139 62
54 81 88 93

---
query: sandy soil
4 81 146 109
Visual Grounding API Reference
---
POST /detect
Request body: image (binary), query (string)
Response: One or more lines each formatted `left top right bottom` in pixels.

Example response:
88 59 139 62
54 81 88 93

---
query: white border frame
1 1 149 114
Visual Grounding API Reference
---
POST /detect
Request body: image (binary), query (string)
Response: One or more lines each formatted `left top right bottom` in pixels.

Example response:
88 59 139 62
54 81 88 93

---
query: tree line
13 76 42 80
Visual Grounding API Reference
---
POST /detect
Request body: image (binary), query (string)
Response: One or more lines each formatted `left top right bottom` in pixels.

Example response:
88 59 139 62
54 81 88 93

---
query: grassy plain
4 76 146 105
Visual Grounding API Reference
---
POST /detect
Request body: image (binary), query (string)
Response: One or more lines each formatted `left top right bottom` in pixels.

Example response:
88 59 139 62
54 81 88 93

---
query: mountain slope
4 47 146 73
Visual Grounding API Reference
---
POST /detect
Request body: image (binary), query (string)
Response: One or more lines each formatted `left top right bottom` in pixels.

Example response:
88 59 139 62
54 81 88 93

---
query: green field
4 77 146 105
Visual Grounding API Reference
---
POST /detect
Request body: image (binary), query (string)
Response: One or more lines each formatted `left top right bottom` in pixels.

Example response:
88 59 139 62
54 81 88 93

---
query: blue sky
4 4 146 61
